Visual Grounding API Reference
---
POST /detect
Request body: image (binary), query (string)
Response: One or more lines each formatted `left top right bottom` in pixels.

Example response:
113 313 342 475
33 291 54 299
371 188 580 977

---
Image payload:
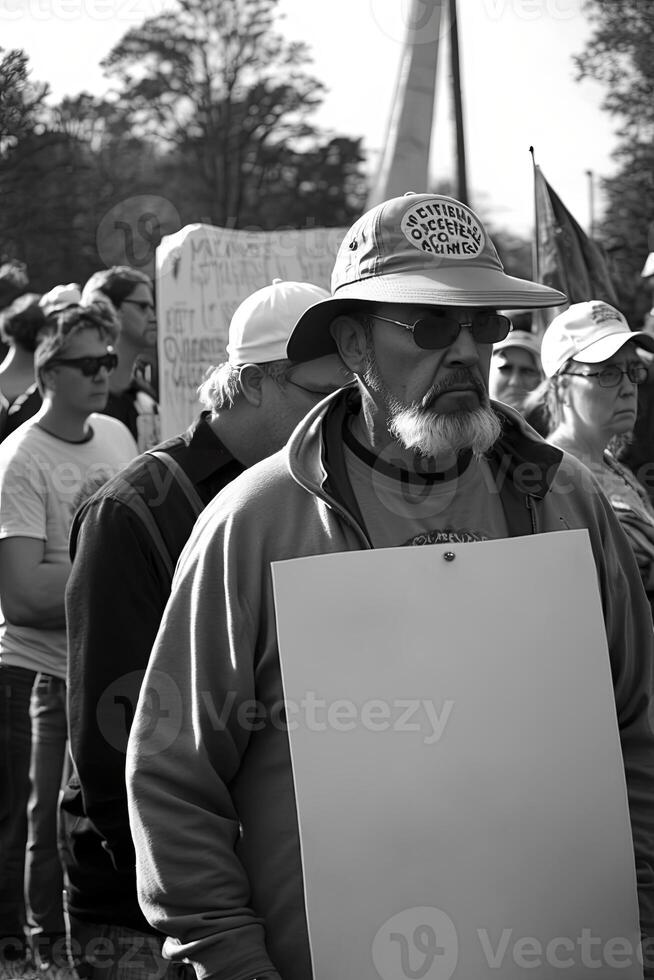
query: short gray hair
197 358 291 413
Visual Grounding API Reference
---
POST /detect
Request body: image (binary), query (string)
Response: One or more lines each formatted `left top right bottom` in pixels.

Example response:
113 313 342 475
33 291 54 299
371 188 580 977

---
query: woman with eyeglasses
524 301 654 615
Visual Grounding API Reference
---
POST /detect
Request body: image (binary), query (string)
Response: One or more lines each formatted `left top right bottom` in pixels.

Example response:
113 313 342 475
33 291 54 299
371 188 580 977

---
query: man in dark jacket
62 280 351 980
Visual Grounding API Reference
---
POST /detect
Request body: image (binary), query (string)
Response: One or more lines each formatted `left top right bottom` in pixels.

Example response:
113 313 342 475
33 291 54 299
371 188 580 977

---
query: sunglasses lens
475 314 512 343
80 354 117 376
412 316 460 349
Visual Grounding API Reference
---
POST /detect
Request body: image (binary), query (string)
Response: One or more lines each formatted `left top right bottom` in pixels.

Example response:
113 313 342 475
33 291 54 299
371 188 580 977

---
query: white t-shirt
0 414 137 677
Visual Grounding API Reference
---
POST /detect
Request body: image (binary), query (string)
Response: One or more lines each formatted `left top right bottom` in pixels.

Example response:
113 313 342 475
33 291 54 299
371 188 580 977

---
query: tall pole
449 0 468 204
586 169 595 238
530 146 540 283
530 146 544 336
367 1 443 207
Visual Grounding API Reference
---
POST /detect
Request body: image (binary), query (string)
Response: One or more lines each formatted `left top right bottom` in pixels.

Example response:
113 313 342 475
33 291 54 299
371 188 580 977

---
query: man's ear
238 363 265 407
330 315 368 375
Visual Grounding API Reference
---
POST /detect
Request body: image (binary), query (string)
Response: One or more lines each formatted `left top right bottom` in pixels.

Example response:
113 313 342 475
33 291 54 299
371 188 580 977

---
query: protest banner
156 223 345 438
272 530 642 980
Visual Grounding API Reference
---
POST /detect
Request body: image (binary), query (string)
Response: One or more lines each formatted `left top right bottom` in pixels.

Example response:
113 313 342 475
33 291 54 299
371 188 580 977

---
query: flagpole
529 146 545 336
529 146 540 284
366 0 443 207
585 169 595 238
449 0 468 204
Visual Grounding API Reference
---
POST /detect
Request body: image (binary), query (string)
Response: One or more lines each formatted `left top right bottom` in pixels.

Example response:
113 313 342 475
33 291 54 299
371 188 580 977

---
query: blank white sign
272 529 642 980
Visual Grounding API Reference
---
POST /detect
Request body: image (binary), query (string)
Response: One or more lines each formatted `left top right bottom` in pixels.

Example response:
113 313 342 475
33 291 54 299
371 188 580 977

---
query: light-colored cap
541 300 654 378
287 192 566 362
39 283 82 315
226 279 330 366
492 328 542 361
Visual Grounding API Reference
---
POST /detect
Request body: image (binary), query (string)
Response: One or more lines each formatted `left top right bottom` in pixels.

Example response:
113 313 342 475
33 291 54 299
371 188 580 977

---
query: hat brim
287 270 566 362
571 331 654 364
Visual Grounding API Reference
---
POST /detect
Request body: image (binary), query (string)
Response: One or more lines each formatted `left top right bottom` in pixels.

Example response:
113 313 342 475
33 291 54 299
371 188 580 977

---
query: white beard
363 346 501 460
388 402 502 459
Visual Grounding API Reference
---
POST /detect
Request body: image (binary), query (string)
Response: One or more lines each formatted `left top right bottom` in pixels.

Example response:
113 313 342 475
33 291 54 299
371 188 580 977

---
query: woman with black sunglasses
0 301 138 970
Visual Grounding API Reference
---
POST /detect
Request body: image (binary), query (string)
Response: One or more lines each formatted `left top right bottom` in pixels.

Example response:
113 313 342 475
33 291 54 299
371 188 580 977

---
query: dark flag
534 164 619 309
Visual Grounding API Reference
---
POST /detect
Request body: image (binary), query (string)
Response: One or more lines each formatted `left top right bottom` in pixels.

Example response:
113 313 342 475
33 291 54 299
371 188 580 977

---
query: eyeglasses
122 299 155 314
50 352 119 377
367 311 511 349
559 363 648 388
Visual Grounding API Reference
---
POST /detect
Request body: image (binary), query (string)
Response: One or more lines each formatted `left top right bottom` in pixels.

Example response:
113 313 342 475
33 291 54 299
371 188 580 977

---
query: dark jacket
62 412 245 931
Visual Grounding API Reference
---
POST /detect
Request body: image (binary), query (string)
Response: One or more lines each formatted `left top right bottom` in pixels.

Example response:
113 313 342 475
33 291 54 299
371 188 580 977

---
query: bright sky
2 0 615 239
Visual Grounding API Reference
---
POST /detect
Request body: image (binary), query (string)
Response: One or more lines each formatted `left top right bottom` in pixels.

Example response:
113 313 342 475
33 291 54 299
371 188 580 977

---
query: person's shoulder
90 412 135 436
193 448 292 526
89 412 138 451
225 448 290 496
0 417 41 460
75 428 196 516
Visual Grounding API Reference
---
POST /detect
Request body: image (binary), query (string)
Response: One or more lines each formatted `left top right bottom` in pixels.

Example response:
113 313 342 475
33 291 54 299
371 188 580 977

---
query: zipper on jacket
323 494 373 549
525 495 538 534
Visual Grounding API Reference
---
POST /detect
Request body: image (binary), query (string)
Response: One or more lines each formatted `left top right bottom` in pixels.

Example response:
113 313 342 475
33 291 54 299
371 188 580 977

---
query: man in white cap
61 280 349 980
488 327 543 412
127 194 654 980
38 283 82 317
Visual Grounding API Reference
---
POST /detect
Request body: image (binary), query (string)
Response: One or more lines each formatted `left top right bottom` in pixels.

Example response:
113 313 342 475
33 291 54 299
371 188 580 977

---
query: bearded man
126 194 654 980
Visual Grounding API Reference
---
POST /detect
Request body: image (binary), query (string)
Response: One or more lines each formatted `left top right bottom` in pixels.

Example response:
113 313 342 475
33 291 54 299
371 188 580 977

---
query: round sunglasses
50 352 119 377
368 311 511 349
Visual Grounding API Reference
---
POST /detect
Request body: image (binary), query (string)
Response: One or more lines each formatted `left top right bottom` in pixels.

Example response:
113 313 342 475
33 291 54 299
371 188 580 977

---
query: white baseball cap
540 300 654 378
287 192 566 362
227 279 330 366
39 283 82 315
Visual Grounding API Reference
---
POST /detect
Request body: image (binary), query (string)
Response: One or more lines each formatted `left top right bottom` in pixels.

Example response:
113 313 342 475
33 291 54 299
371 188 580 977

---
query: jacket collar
287 387 564 528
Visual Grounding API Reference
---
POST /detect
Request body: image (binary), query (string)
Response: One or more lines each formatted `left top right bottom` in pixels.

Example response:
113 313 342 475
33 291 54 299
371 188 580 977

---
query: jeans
0 663 35 948
25 672 70 944
68 918 196 980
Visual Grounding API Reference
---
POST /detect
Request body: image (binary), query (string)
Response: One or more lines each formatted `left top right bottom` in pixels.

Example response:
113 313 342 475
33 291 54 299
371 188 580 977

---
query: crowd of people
1 190 654 980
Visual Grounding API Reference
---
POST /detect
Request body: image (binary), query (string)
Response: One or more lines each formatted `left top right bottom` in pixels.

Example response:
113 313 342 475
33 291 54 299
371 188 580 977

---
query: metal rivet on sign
443 551 456 562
